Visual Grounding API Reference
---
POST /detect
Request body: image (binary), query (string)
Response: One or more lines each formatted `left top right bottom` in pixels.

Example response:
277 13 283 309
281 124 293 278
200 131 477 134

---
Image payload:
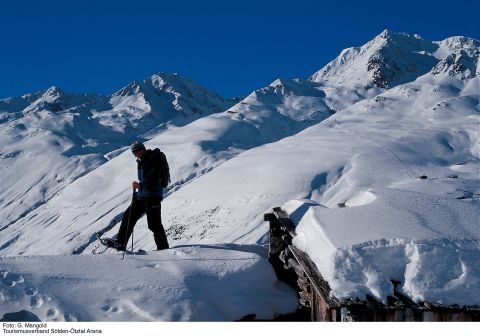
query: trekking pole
122 189 136 260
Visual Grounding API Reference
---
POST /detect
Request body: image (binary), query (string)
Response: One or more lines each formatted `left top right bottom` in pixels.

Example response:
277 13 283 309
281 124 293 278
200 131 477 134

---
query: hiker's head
131 141 146 158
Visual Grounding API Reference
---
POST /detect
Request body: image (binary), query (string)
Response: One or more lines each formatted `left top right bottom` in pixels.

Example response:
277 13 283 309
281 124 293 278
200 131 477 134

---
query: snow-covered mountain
101 72 235 134
0 73 234 228
310 29 479 88
0 30 479 321
0 76 385 256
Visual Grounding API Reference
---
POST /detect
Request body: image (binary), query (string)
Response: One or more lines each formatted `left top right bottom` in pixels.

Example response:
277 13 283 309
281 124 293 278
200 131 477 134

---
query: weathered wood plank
288 244 339 307
272 207 297 236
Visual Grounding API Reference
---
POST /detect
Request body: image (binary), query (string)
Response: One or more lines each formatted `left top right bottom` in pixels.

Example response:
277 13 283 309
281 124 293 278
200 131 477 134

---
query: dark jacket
137 149 163 200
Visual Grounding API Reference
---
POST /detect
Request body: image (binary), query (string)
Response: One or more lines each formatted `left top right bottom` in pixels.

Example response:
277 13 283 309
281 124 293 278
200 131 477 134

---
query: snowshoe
96 234 126 251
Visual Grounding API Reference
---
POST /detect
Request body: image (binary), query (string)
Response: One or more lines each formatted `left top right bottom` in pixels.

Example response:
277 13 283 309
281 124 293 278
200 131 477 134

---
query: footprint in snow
64 313 78 322
101 304 121 313
2 272 24 287
169 249 188 257
0 270 65 322
143 263 160 269
25 287 38 296
46 308 59 320
30 295 44 308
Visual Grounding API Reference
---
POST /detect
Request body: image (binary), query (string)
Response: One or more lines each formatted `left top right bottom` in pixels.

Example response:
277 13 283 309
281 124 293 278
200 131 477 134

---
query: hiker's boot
154 233 169 251
156 243 169 251
113 240 126 251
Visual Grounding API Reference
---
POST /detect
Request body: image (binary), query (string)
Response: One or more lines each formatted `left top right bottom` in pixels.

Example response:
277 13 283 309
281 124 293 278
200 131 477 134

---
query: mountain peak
377 29 401 40
151 72 181 81
106 72 234 133
430 50 479 78
149 72 193 91
45 85 64 93
22 86 93 113
375 29 423 43
113 72 189 97
436 36 480 59
41 86 66 100
310 30 439 89
429 36 480 78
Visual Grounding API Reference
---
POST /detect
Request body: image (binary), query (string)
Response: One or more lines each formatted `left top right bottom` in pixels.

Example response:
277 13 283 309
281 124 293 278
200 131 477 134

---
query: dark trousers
117 197 169 250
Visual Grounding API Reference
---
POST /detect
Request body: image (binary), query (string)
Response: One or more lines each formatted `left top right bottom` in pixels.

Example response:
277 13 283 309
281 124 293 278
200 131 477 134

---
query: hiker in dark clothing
110 141 170 251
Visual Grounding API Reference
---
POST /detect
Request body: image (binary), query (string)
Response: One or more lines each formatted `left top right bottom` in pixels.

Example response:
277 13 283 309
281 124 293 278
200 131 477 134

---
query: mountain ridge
0 73 237 227
310 29 479 88
0 30 478 257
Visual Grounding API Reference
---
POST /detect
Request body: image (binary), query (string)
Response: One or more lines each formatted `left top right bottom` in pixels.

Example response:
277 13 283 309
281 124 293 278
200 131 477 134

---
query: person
109 141 169 251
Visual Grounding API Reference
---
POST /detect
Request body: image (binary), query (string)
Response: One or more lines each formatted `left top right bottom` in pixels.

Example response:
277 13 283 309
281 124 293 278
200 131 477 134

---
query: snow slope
156 36 479 304
0 30 479 316
0 74 233 229
0 69 382 255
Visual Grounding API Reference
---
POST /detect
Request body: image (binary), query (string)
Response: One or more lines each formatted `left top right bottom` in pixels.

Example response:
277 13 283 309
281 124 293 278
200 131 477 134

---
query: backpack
157 150 171 188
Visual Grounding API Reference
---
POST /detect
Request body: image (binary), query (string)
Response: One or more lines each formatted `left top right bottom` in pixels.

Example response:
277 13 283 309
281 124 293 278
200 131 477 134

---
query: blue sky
1 0 479 99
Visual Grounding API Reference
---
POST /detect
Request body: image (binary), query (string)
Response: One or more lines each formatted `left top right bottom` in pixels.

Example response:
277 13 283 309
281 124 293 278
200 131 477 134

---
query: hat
131 141 146 153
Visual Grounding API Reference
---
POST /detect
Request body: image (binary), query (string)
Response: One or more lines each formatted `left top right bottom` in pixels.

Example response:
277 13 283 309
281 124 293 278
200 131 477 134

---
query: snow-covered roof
282 190 479 305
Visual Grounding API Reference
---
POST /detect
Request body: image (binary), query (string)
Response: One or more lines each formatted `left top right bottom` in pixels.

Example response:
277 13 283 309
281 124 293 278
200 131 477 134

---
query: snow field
0 245 297 321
